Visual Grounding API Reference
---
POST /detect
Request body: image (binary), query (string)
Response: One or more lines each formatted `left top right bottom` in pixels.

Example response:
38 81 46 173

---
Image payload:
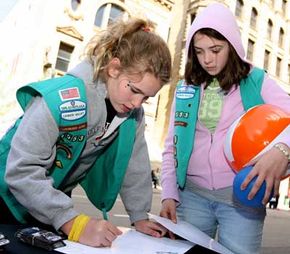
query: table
0 224 220 254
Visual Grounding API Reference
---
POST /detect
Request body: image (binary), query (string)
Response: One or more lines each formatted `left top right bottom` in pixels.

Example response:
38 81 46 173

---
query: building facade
0 0 289 209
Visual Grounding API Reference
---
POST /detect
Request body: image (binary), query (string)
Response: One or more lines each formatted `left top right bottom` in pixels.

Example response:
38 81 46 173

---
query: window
108 5 123 24
279 28 284 47
288 64 290 83
71 0 81 11
282 0 287 16
94 5 105 27
264 50 270 71
250 8 258 29
267 19 273 40
190 13 196 24
247 39 255 61
276 57 281 77
94 3 125 28
235 0 243 18
55 42 74 74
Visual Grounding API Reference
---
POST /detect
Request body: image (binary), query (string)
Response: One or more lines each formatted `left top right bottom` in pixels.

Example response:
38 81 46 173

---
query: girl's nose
130 95 145 108
204 52 213 64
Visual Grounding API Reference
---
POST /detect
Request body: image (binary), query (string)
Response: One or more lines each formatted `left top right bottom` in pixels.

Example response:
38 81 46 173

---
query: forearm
5 97 79 229
160 99 179 202
120 112 152 224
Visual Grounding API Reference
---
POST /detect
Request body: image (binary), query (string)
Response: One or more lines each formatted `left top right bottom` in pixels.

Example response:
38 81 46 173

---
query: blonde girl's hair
84 17 172 85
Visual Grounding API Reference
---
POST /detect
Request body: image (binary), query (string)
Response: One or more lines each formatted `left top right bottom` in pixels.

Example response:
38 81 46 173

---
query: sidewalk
261 208 290 254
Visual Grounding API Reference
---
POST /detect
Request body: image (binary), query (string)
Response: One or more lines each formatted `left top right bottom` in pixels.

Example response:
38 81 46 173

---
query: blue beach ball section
233 166 273 208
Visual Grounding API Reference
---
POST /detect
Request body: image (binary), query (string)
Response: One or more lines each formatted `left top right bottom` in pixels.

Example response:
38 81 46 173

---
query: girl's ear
107 58 121 78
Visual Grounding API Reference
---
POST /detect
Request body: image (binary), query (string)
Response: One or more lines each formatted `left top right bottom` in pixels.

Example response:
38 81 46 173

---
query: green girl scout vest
175 67 265 189
0 74 136 223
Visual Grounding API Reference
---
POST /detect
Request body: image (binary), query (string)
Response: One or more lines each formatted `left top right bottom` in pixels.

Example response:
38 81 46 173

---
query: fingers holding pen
79 218 122 247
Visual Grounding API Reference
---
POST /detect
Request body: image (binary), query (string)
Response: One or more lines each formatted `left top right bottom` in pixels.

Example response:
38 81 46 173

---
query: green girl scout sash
175 67 265 189
0 74 136 222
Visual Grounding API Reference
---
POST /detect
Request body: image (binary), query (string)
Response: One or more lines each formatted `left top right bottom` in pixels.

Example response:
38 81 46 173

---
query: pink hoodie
161 3 290 202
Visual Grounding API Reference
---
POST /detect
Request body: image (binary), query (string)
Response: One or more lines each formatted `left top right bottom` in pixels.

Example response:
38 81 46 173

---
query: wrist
273 143 290 161
61 218 75 236
68 214 90 242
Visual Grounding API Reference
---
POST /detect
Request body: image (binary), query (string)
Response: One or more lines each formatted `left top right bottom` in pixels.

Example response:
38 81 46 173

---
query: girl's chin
118 104 131 113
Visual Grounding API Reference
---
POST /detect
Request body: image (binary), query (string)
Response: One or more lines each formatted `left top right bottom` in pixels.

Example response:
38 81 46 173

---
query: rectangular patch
59 87 80 101
59 123 87 132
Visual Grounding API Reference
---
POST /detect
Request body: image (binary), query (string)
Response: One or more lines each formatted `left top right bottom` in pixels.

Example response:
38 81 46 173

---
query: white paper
149 214 234 254
57 227 193 254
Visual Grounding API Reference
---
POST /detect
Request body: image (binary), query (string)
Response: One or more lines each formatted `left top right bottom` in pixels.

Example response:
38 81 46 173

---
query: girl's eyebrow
194 44 224 50
128 81 156 98
128 81 145 95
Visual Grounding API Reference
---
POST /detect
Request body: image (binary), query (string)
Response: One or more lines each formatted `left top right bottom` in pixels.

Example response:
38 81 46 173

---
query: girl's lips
121 104 132 112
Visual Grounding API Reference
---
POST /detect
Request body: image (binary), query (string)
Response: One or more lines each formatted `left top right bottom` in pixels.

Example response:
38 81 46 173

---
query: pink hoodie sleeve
161 96 180 202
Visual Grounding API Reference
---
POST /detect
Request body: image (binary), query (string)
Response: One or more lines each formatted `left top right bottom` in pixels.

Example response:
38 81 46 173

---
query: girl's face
106 58 161 113
193 32 230 76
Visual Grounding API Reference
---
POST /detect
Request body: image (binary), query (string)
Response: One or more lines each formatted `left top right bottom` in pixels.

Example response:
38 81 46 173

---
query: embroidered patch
59 123 87 132
175 111 189 119
59 100 86 112
59 100 86 121
59 87 80 101
60 133 85 142
174 121 188 127
61 110 86 121
56 143 72 159
176 85 196 99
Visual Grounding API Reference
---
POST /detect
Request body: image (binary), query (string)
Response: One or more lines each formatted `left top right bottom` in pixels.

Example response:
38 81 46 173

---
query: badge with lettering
59 100 86 121
176 84 196 99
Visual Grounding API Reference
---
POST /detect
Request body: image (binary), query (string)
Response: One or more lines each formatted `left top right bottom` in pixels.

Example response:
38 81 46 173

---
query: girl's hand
79 218 122 247
134 219 167 238
62 217 122 247
160 198 177 239
241 143 289 205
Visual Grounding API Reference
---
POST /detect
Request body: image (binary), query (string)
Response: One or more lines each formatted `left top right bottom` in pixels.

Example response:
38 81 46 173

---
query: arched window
282 0 287 16
267 19 273 40
71 0 81 11
279 28 284 47
276 57 281 77
247 39 255 61
94 3 125 28
264 50 270 71
288 64 290 83
235 0 243 18
250 8 258 29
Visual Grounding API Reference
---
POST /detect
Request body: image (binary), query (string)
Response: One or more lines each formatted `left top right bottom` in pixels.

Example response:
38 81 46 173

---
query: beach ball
224 104 290 172
233 166 273 208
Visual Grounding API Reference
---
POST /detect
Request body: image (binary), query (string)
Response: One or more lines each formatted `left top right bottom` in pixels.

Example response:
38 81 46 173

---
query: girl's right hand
62 217 122 247
160 199 177 239
79 218 122 247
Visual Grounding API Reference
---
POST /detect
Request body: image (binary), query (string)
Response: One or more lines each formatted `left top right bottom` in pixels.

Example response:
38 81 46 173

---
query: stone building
0 0 289 209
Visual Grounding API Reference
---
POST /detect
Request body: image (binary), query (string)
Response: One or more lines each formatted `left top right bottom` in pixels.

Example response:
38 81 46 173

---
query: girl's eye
143 96 149 102
212 47 222 53
130 87 139 94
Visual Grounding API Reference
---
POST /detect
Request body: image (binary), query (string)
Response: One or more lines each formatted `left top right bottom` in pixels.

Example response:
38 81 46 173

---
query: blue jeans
177 188 266 254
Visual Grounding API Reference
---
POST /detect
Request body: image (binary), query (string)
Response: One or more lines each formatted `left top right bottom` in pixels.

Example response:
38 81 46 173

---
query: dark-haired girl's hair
184 28 250 91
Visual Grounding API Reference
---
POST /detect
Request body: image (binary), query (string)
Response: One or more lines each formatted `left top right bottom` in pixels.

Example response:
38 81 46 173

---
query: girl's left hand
241 143 289 205
134 219 167 238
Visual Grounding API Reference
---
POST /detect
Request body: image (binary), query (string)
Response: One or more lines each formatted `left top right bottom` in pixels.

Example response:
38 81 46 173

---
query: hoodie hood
185 3 245 62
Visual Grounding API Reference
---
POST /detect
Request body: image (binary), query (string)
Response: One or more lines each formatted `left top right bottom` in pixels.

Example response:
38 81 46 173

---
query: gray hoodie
5 60 152 230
